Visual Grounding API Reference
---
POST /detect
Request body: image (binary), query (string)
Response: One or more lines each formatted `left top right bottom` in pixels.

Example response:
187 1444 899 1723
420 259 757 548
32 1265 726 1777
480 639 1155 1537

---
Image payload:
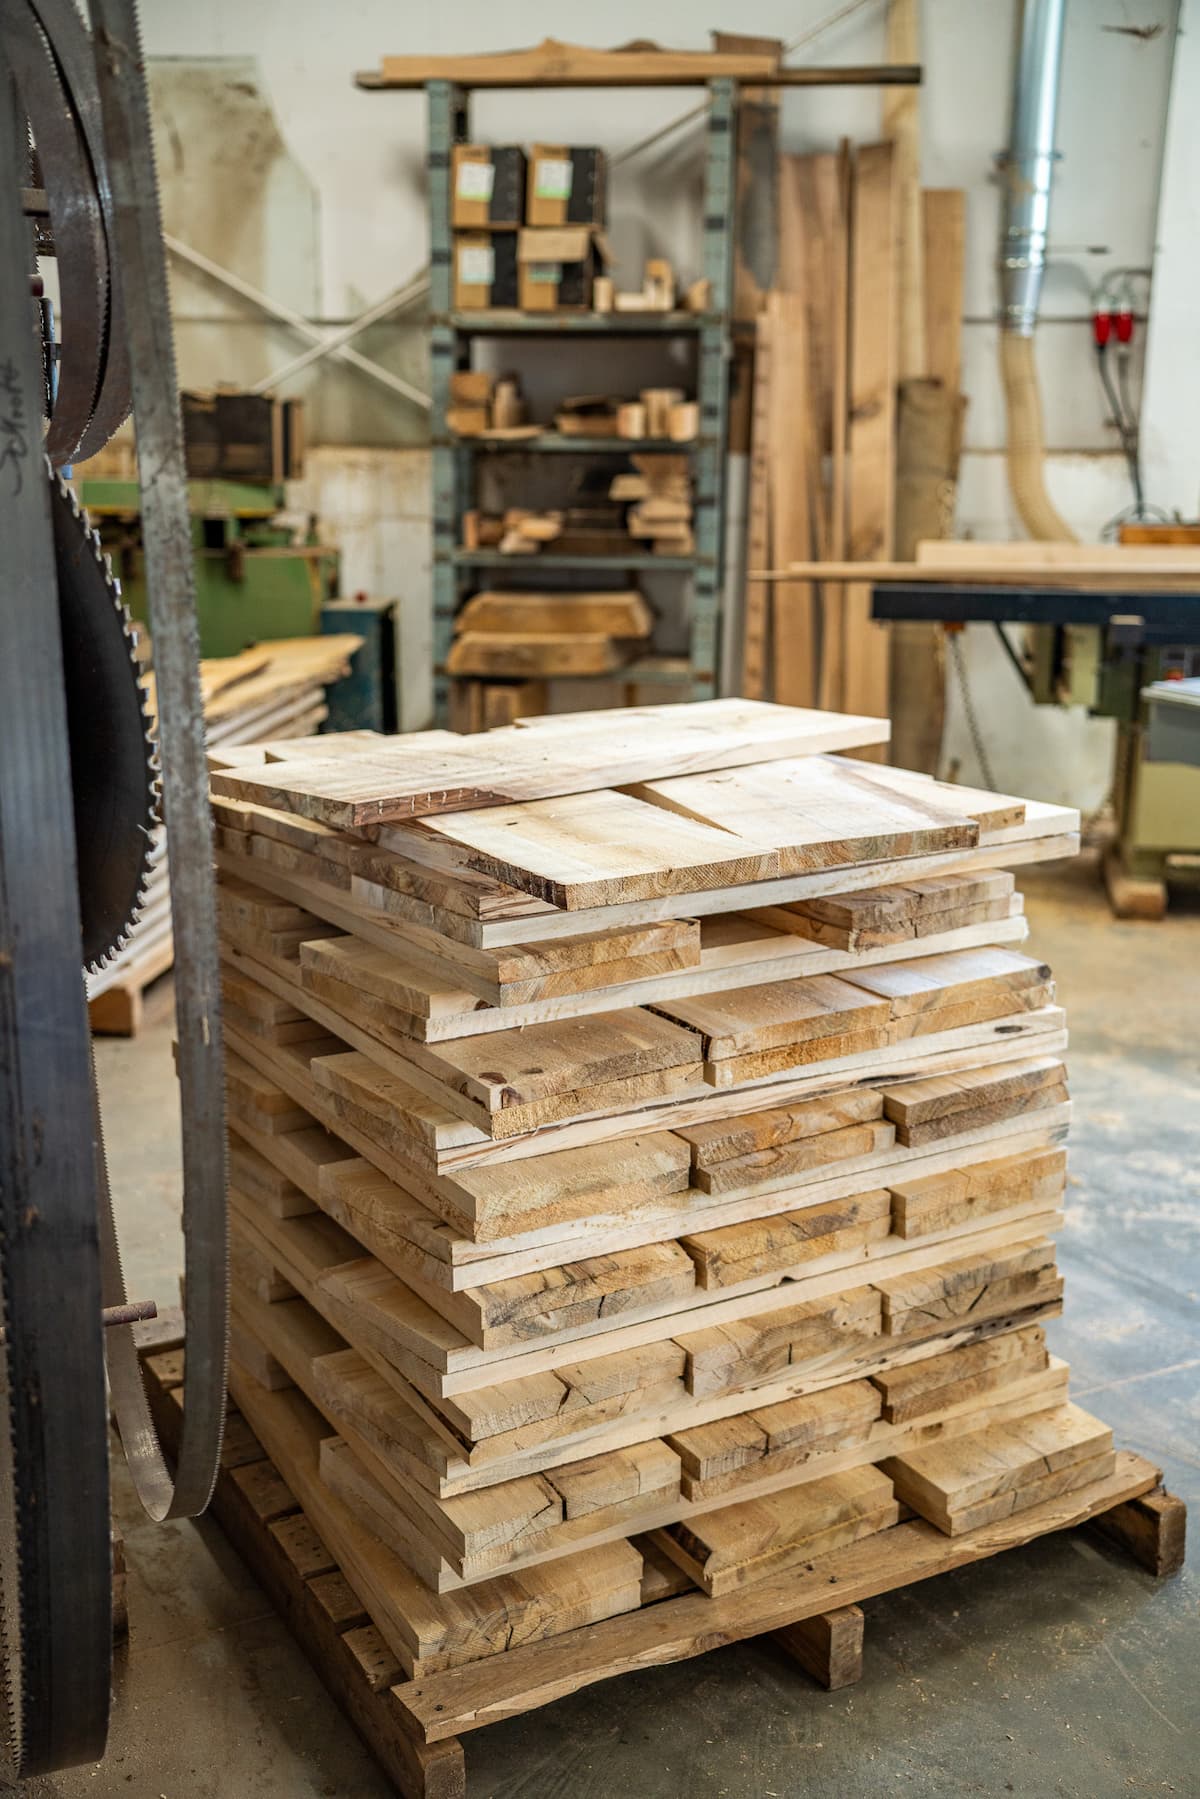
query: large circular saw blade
51 467 158 971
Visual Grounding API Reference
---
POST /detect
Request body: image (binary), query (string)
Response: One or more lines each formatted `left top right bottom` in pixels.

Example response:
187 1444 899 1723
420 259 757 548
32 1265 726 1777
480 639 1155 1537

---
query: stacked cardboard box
209 700 1109 1686
451 141 609 313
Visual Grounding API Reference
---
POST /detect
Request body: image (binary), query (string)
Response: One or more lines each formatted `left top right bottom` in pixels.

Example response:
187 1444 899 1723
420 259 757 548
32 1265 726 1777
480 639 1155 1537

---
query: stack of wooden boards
206 699 1110 1696
87 635 360 1035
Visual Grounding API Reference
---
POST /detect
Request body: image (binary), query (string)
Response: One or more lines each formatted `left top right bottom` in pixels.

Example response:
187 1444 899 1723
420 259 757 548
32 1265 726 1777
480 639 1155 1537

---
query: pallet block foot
773 1604 864 1689
1103 847 1167 921
1089 1487 1187 1578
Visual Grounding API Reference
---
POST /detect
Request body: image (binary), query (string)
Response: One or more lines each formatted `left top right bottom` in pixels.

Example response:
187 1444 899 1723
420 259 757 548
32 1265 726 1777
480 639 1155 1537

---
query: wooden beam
773 1604 864 1689
1090 1487 1187 1577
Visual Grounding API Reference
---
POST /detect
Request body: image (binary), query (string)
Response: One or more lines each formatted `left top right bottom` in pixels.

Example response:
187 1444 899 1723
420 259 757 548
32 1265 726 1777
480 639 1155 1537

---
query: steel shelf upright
425 76 737 723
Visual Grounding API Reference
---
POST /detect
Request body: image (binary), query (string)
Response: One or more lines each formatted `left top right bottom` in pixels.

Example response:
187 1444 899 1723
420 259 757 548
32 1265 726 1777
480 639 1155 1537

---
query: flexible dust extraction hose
1000 332 1077 541
998 0 1077 543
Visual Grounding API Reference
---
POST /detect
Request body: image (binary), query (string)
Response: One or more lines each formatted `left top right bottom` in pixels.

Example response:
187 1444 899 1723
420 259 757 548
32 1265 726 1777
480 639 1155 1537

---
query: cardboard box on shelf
453 232 520 309
517 227 607 312
527 144 607 227
450 144 526 229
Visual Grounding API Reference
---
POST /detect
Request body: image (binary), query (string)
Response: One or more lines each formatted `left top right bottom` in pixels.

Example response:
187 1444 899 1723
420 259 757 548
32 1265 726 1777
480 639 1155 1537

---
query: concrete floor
16 850 1199 1799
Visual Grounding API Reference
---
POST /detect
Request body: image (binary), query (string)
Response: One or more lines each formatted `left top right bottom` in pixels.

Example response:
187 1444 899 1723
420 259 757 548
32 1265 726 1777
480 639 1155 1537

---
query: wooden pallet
139 1343 1184 1798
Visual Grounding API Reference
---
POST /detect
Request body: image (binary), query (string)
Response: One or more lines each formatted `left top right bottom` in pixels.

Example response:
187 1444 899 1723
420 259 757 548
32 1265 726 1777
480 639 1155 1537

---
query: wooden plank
741 310 774 699
870 1324 1048 1424
680 1188 892 1287
412 788 782 908
394 1452 1162 1740
209 700 893 828
678 1088 884 1167
843 141 898 726
820 139 853 713
923 189 966 398
447 634 635 679
768 292 818 706
652 973 890 1059
882 1404 1114 1533
455 591 652 637
371 41 782 86
655 1466 898 1595
773 1604 864 1689
889 1145 1067 1239
628 756 978 877
881 1057 1066 1131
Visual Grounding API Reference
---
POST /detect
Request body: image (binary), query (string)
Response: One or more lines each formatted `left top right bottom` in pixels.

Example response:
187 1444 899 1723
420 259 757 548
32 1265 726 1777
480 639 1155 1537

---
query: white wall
141 1 1185 790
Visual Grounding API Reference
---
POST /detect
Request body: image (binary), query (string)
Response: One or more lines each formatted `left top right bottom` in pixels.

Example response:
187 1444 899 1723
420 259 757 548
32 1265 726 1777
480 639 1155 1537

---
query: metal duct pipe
998 0 1077 542
999 0 1068 335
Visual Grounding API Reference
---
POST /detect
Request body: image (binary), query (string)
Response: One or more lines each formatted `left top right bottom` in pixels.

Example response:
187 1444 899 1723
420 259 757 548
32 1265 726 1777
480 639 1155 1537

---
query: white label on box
458 245 495 285
457 161 495 201
535 157 573 200
527 262 562 283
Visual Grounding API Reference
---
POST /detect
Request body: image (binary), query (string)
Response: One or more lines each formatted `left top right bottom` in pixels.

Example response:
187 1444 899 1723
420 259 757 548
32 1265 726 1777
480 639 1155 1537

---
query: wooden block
546 1440 681 1521
881 1403 1113 1534
1090 1488 1187 1577
889 1146 1067 1239
689 1121 896 1198
842 946 1051 1019
652 973 890 1059
681 1188 892 1288
887 1079 1067 1149
669 1380 882 1485
455 591 653 638
875 1238 1059 1336
679 1288 882 1399
657 1465 898 1595
440 1131 692 1240
461 1240 696 1347
775 871 1015 950
677 1088 883 1167
870 1324 1049 1424
446 633 634 679
773 1604 865 1689
881 1057 1064 1128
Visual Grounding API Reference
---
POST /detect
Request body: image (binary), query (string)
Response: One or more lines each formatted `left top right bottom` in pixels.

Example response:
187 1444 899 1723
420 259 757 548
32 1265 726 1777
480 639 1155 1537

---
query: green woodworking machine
77 476 339 658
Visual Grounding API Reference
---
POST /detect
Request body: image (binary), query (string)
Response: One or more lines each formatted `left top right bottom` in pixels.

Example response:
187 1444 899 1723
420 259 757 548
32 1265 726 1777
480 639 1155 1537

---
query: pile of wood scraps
611 454 694 555
192 697 1157 1747
87 635 361 1035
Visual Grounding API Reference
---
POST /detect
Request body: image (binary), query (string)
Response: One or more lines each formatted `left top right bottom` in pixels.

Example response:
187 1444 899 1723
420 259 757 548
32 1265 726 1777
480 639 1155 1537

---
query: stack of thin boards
206 698 1111 1689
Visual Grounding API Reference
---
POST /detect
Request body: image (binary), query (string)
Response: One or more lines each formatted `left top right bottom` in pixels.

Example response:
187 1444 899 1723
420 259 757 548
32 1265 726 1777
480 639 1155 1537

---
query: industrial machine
77 474 340 657
871 580 1200 917
0 0 227 1774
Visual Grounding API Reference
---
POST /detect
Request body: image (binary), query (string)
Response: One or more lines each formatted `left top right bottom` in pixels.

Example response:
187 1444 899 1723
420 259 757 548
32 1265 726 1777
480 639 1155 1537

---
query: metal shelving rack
426 77 737 722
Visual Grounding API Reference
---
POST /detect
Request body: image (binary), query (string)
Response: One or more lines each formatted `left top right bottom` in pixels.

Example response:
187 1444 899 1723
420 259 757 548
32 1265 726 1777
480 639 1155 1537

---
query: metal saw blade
51 467 158 971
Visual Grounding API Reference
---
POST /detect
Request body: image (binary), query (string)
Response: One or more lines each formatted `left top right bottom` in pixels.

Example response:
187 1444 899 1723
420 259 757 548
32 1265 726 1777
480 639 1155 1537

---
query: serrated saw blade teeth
49 470 159 973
